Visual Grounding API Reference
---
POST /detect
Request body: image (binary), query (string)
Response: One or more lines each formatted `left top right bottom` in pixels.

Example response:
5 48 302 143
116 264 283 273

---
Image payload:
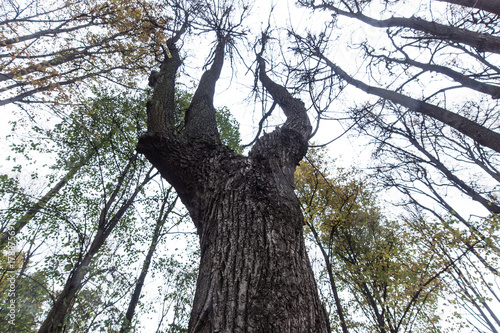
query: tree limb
316 51 500 154
314 2 500 54
436 0 500 16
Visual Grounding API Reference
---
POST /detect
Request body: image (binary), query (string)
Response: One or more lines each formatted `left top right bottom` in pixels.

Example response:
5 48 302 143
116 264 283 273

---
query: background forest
1 0 499 332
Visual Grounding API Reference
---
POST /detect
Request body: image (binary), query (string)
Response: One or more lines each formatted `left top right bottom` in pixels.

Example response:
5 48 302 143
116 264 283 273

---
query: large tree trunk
138 127 330 333
137 31 330 332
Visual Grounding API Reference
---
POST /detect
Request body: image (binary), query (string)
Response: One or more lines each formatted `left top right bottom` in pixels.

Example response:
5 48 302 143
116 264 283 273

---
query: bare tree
292 0 500 330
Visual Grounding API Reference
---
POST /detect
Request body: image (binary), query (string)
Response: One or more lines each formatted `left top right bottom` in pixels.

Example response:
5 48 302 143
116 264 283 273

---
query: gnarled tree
136 3 330 331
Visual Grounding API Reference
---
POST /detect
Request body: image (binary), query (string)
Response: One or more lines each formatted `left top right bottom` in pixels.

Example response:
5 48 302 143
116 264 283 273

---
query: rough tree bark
137 33 331 332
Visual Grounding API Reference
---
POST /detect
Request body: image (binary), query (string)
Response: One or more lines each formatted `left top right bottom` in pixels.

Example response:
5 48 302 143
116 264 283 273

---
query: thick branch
257 54 311 141
146 41 184 134
436 0 500 16
0 68 117 106
184 39 225 142
316 3 500 54
0 51 86 83
318 52 500 154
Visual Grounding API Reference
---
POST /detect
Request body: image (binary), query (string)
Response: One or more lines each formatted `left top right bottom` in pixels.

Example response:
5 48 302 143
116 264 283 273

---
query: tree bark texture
137 38 330 333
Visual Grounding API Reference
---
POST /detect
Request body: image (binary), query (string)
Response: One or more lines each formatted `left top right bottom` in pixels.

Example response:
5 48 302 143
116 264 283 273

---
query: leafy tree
120 185 179 333
0 250 49 332
155 238 199 333
1 78 243 332
0 0 168 106
296 148 443 332
1 0 499 331
31 89 157 333
291 1 500 330
0 88 154 332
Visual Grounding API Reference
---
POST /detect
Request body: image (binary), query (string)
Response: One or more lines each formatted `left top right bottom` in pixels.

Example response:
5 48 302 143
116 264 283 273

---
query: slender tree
296 148 442 333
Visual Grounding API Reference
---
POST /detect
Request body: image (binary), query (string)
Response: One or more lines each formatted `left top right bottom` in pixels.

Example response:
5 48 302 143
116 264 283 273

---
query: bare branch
436 0 500 16
314 49 500 154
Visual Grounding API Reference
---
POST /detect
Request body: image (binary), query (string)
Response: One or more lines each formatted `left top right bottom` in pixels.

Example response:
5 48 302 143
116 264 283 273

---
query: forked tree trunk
139 135 329 332
137 32 331 332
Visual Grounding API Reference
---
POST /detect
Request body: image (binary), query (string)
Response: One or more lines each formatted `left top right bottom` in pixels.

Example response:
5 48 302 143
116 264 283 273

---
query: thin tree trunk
307 221 349 333
446 253 500 333
0 33 128 84
120 189 178 333
0 150 93 248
